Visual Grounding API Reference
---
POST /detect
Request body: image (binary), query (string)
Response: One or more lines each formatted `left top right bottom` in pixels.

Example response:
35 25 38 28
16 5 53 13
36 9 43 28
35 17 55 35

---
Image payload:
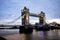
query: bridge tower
21 6 29 25
39 11 46 25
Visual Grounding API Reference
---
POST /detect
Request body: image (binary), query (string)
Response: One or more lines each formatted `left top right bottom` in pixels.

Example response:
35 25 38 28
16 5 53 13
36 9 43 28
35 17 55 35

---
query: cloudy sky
0 0 60 25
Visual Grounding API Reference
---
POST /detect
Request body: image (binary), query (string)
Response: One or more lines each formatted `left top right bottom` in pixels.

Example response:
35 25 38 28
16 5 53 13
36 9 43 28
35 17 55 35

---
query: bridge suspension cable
5 16 21 24
46 20 50 24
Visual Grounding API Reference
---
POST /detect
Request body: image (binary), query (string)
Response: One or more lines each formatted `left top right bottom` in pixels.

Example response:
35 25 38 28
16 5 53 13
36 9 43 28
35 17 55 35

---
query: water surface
0 29 60 40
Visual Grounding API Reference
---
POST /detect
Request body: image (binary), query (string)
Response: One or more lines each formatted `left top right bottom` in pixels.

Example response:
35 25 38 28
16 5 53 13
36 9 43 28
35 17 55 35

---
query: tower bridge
4 6 59 33
2 6 59 33
21 6 46 25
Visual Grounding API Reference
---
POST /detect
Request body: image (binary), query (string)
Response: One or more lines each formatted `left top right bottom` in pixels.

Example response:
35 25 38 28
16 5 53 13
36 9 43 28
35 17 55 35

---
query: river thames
0 29 60 40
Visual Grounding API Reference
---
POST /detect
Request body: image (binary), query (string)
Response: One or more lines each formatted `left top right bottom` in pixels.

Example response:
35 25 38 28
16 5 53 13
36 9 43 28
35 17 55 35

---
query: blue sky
0 0 60 25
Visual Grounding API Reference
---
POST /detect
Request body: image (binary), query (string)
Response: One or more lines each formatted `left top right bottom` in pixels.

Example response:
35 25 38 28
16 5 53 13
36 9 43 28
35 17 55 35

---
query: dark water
20 30 60 40
0 29 60 40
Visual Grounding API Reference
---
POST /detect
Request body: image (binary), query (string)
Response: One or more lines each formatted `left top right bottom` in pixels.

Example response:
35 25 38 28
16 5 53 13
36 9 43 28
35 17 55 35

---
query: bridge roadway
30 13 39 17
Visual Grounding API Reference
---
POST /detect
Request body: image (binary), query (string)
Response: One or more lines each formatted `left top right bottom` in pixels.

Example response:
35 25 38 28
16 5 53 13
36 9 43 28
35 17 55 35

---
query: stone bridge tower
21 7 29 25
39 11 46 25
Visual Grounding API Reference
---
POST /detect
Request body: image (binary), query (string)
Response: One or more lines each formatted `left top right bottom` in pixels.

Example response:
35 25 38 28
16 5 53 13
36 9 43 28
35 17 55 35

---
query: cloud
0 0 60 19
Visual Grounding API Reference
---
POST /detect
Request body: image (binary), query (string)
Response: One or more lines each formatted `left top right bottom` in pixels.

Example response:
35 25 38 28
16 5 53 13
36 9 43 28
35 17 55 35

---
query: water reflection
36 31 48 40
20 31 49 40
20 33 32 40
20 30 60 40
1 29 60 40
58 30 60 36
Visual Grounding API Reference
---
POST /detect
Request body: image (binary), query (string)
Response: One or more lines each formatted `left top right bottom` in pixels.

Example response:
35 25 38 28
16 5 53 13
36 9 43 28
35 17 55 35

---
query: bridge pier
19 25 33 34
